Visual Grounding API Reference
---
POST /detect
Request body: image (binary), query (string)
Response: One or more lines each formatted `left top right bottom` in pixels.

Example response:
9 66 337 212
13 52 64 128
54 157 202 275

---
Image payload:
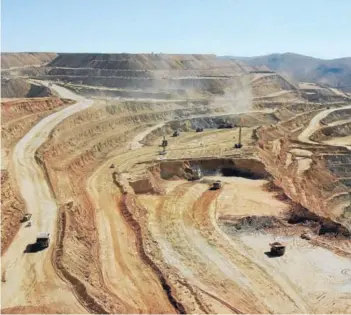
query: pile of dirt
287 205 351 238
129 171 165 195
1 78 52 98
220 201 350 241
220 215 284 233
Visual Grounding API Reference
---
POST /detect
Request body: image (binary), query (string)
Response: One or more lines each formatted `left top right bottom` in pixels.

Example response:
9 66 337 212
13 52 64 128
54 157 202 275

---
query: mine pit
2 52 351 314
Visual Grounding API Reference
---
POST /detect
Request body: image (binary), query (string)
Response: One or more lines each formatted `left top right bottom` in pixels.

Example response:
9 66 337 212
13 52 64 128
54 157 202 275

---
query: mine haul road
298 104 351 150
1 82 92 313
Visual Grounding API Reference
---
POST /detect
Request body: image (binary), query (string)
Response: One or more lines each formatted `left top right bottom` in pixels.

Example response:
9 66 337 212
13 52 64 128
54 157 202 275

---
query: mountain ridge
219 53 351 92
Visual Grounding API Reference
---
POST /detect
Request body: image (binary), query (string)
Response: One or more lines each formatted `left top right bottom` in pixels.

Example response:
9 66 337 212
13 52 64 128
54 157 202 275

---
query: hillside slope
1 78 52 98
1 52 57 69
226 53 351 92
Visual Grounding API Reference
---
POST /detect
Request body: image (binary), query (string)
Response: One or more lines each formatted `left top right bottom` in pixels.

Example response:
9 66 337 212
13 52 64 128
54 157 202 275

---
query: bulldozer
269 242 286 256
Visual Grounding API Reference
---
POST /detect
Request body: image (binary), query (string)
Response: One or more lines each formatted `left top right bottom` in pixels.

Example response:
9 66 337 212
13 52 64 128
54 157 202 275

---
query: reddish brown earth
1 97 70 255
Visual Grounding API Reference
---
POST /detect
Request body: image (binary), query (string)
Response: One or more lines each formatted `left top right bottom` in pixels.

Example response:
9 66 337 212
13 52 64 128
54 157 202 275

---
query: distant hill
220 53 351 92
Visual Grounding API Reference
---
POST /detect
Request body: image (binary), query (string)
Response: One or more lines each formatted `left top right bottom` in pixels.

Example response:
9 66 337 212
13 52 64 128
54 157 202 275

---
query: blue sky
1 0 350 58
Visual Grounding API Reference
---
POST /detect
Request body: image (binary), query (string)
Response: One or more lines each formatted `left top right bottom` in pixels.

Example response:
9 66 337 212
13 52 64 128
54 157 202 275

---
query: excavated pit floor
135 159 351 313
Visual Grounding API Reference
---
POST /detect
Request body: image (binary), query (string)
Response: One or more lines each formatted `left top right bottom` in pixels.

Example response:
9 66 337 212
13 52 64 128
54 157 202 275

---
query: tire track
190 187 311 313
151 182 261 313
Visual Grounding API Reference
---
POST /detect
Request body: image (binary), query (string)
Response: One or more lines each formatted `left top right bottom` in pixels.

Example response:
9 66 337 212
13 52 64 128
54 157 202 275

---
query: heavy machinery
234 126 243 149
173 130 180 137
21 213 32 222
36 232 50 249
196 127 204 132
269 242 286 256
210 180 222 190
190 168 203 181
218 122 234 129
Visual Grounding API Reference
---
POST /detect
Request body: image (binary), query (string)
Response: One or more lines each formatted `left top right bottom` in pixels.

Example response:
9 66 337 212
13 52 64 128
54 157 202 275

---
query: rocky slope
1 52 57 69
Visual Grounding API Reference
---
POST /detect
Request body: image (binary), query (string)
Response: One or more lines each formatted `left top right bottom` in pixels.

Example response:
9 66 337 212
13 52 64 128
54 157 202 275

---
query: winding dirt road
1 82 92 313
298 104 351 149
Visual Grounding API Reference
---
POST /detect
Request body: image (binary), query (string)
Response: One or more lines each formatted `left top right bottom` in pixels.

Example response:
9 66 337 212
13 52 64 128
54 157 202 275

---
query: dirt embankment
153 158 267 180
320 107 351 125
1 52 57 69
310 121 351 142
251 73 299 97
1 97 69 255
257 110 351 230
2 97 73 145
36 103 171 313
140 112 278 146
1 78 52 98
29 53 259 98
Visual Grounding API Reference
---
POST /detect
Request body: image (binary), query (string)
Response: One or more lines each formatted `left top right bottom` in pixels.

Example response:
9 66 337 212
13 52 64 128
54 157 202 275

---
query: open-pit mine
1 53 351 314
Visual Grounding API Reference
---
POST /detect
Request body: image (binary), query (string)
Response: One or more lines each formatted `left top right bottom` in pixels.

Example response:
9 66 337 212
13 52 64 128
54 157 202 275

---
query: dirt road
298 104 351 146
1 82 92 313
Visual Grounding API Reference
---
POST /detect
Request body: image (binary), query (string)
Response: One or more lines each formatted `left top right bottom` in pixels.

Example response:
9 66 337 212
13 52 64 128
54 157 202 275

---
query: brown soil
2 61 351 314
1 97 69 255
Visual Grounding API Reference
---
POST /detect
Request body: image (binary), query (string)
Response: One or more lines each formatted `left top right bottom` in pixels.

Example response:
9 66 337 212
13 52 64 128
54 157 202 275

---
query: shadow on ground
23 243 46 253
